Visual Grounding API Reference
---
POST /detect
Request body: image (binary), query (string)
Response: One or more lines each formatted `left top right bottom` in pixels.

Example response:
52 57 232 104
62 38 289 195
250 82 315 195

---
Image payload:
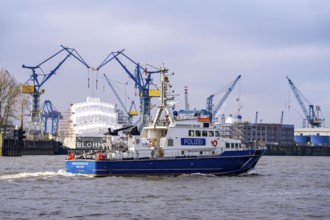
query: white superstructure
71 97 122 137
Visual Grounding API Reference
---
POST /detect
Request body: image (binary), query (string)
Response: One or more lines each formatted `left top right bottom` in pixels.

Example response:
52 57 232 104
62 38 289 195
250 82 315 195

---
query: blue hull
66 149 266 177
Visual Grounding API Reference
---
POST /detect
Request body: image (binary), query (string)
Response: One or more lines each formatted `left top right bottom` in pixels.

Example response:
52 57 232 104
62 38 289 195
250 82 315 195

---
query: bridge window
202 130 208 137
195 130 201 137
189 130 194 137
215 131 220 137
226 143 230 148
208 131 214 137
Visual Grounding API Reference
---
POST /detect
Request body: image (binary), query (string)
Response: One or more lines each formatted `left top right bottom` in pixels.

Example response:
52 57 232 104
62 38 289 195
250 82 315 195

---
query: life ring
211 140 218 147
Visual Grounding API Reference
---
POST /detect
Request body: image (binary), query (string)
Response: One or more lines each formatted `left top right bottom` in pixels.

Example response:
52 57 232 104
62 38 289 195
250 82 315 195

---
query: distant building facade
218 122 295 146
294 127 330 146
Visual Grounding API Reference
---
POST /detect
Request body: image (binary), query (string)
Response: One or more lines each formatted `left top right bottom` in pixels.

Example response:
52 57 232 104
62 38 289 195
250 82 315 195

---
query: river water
0 155 329 220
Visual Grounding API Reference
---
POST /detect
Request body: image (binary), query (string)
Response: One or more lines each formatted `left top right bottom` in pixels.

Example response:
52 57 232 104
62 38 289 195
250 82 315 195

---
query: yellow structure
21 85 45 94
21 85 34 93
0 133 3 156
140 89 160 97
129 111 138 116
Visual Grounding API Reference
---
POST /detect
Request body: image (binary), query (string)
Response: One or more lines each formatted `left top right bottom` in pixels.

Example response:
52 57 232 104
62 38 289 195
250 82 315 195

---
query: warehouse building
218 121 295 146
294 127 330 146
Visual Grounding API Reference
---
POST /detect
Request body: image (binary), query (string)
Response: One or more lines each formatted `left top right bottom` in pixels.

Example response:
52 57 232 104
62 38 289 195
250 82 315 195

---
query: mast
152 68 173 127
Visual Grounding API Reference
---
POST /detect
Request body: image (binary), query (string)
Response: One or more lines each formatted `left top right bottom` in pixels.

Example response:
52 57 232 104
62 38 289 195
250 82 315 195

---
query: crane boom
103 74 137 125
286 76 322 127
104 74 128 113
97 51 164 129
207 75 241 123
22 45 90 139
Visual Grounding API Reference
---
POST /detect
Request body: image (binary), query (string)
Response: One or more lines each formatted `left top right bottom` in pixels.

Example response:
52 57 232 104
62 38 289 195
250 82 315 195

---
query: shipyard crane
40 100 62 135
103 74 138 125
96 50 165 129
286 76 323 127
22 45 90 139
206 75 241 123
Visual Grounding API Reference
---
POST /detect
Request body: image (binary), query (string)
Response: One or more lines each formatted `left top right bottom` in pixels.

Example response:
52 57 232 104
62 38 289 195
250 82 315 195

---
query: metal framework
22 45 90 139
206 75 241 123
286 76 322 127
97 50 164 129
41 100 62 135
103 74 138 125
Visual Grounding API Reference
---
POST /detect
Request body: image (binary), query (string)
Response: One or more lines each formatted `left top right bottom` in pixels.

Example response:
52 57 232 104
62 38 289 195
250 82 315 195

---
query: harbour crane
22 45 90 139
286 76 323 127
40 100 62 135
103 74 138 125
96 50 164 129
206 75 241 123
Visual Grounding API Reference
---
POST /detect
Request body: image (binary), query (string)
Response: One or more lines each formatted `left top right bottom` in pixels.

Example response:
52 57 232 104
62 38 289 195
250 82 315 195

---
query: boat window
167 139 174 147
195 130 201 137
235 143 238 148
202 130 208 137
189 130 194 137
226 143 230 148
231 144 234 148
203 123 209 128
215 131 220 137
208 131 214 137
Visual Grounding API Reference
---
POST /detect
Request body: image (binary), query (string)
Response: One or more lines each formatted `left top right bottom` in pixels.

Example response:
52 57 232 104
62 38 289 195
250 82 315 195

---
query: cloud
1 0 330 127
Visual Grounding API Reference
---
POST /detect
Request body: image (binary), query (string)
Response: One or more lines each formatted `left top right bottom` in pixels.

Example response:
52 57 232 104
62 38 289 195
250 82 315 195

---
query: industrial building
218 121 295 146
294 127 330 146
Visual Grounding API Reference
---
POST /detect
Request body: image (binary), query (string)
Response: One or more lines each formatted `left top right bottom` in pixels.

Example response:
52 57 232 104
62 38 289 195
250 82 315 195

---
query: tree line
0 68 29 136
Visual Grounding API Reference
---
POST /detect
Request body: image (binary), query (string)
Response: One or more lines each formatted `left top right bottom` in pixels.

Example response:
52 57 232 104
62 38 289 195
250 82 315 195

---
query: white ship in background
58 97 124 148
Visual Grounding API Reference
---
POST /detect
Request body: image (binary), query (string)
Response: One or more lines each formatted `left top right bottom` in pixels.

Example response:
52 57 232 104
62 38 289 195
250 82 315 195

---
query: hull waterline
66 149 265 177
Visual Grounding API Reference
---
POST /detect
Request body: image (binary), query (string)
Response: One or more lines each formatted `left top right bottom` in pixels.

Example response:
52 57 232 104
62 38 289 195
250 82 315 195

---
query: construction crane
40 100 62 135
96 50 164 129
286 76 323 127
103 74 138 125
206 75 241 123
21 45 90 139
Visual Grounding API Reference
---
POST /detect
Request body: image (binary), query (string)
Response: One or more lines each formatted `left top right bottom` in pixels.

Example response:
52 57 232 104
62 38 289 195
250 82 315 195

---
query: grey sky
1 0 330 127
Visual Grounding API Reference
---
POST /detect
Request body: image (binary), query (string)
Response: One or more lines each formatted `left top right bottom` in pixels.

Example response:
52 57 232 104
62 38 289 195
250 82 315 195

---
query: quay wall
265 144 330 156
1 139 68 156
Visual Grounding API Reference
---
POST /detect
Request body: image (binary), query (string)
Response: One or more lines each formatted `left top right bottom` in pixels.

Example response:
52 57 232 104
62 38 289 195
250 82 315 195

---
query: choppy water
0 155 329 220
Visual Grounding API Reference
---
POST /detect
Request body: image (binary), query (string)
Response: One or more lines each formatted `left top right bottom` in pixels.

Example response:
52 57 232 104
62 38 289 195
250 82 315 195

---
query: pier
265 144 330 156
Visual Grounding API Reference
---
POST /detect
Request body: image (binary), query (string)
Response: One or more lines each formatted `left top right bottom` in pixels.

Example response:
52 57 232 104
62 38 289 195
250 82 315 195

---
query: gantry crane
21 45 90 139
40 100 62 135
103 74 138 125
286 76 323 127
206 75 241 123
96 50 164 129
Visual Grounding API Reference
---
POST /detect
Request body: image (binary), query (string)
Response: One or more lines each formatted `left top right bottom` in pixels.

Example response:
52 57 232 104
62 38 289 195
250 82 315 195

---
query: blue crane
40 100 62 135
96 50 164 129
286 76 323 127
103 74 138 125
206 75 241 123
22 45 90 139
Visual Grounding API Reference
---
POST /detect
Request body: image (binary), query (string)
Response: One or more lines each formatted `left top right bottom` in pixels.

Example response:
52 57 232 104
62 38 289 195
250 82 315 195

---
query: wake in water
0 169 75 181
237 168 262 177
